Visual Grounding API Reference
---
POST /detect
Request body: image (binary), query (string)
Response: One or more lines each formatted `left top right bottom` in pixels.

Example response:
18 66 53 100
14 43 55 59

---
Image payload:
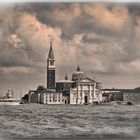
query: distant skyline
1 3 140 96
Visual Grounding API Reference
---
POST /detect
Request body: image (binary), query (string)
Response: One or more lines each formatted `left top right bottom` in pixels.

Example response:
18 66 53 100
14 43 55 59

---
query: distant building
28 41 103 105
102 88 140 104
28 86 44 103
40 92 63 104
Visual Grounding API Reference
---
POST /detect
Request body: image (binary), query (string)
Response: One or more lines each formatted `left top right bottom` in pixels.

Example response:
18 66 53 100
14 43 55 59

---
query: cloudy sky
1 2 140 96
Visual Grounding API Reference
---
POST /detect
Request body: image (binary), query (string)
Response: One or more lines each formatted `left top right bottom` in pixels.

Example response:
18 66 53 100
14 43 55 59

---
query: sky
1 2 140 97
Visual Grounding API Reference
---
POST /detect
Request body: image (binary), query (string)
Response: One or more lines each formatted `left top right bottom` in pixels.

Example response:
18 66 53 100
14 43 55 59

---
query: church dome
72 65 86 81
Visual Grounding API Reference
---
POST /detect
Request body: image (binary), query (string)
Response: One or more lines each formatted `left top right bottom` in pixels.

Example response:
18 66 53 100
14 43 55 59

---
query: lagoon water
0 104 140 139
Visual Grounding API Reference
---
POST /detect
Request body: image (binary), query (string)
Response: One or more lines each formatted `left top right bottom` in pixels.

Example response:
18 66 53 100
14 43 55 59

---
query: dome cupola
72 65 86 81
77 65 81 71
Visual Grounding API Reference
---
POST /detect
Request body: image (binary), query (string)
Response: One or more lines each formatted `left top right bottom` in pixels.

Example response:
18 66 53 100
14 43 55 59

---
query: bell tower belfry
47 41 55 89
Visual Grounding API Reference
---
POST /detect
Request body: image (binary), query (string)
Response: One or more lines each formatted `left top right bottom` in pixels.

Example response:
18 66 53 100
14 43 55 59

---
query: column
89 85 92 103
76 83 79 104
93 84 96 102
81 85 84 104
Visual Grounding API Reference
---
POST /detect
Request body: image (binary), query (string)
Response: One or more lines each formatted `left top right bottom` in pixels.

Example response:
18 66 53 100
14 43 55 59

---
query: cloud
35 3 130 38
83 4 129 31
1 3 140 93
7 34 23 49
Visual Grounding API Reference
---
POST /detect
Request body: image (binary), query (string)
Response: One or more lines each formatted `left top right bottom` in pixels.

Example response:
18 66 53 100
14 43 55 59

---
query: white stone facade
29 75 102 105
40 92 69 104
70 80 102 104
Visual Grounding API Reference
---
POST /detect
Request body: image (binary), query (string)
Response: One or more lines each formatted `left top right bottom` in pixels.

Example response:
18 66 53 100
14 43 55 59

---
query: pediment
79 77 96 83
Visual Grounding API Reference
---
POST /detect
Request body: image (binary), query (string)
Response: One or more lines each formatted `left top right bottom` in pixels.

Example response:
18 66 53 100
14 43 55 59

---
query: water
0 104 140 139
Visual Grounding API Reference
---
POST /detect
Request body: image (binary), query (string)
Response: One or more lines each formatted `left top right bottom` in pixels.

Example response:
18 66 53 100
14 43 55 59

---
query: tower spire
47 41 55 89
48 41 54 59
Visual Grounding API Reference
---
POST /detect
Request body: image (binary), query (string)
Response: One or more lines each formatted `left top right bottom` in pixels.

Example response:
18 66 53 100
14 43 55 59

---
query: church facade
29 42 103 104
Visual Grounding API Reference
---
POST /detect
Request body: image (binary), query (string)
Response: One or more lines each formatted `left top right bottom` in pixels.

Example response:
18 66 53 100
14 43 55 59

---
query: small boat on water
0 89 20 105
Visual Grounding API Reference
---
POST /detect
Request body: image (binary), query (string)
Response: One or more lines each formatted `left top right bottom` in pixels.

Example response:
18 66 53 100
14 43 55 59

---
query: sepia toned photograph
0 1 140 139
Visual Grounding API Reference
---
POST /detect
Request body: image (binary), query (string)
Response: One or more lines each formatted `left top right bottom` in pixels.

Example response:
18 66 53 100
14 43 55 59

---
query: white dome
72 65 86 81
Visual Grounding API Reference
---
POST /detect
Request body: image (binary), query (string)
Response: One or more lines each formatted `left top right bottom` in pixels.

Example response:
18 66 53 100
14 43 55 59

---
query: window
50 62 54 65
74 93 76 97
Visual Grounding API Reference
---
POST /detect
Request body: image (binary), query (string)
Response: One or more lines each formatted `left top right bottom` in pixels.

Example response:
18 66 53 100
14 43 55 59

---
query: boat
0 90 20 105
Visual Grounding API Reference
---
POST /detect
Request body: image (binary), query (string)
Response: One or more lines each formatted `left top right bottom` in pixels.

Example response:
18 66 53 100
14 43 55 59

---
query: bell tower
47 41 55 89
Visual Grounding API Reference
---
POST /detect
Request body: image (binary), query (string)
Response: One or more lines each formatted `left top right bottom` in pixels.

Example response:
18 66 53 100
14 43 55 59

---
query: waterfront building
102 88 140 104
28 41 103 104
69 66 102 104
40 91 70 104
28 86 45 103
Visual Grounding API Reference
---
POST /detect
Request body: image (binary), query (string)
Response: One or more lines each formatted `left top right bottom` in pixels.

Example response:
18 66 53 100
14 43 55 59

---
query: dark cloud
127 3 140 15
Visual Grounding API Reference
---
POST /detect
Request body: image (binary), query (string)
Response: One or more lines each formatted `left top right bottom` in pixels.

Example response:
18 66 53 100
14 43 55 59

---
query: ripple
0 104 140 139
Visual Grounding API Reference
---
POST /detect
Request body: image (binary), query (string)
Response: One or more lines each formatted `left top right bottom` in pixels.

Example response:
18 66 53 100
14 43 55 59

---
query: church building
28 42 103 104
